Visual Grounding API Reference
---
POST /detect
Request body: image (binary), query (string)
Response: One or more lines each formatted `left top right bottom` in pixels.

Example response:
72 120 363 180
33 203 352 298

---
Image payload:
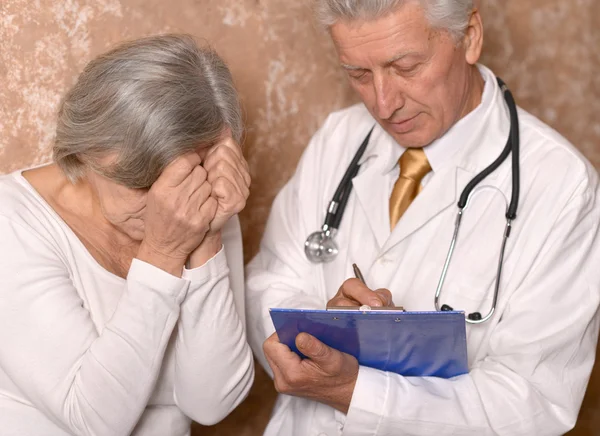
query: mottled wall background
1 0 598 434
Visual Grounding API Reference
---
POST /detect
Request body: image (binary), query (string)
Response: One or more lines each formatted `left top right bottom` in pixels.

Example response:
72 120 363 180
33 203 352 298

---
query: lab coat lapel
381 166 472 253
352 162 390 249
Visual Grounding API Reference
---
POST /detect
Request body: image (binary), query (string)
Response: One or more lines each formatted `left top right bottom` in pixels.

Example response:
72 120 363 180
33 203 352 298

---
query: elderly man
246 1 600 435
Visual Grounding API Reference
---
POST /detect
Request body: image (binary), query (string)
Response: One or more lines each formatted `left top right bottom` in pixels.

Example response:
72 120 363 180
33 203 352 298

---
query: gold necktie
389 148 431 229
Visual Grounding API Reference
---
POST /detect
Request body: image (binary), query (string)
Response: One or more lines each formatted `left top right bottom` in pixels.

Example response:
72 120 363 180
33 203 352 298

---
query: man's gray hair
53 34 243 189
315 0 474 40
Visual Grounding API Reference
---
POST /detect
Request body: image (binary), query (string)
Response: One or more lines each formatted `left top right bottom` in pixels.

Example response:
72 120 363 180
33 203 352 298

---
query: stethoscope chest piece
304 126 375 264
304 226 339 263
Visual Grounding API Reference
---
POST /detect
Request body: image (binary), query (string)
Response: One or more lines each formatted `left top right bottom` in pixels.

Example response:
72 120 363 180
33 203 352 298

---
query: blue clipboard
270 308 468 379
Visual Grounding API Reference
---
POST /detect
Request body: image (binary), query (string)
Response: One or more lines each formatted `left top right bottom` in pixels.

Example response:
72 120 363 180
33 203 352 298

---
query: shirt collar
424 65 495 172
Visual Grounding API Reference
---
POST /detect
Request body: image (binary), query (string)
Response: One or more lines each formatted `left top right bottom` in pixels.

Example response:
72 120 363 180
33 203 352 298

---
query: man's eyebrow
341 52 420 70
384 51 419 66
340 63 364 71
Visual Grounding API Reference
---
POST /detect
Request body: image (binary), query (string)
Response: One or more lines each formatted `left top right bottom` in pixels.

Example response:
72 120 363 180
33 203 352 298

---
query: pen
352 263 366 285
351 264 377 311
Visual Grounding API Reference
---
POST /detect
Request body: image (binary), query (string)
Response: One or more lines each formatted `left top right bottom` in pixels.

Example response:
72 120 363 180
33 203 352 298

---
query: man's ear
463 8 484 65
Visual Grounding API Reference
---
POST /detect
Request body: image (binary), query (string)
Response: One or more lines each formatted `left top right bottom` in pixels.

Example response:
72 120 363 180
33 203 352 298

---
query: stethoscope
304 77 520 324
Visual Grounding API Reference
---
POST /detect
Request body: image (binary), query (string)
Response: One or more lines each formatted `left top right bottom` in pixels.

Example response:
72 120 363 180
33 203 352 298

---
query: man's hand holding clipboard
263 328 360 414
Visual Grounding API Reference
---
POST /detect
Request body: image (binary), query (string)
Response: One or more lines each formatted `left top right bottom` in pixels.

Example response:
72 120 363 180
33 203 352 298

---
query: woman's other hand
202 134 251 235
188 134 251 268
138 152 217 276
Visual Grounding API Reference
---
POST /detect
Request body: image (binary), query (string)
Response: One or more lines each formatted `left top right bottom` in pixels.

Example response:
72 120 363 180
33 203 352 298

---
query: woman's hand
138 152 217 276
188 134 251 268
203 134 251 235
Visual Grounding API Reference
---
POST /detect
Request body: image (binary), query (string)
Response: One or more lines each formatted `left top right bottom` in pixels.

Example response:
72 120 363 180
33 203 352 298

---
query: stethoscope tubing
304 77 520 324
324 127 375 231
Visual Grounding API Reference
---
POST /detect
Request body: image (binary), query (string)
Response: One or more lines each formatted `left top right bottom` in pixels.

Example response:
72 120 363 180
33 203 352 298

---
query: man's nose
373 73 405 120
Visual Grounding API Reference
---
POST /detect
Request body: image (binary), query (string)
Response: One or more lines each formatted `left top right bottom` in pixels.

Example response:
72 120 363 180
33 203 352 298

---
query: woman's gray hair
53 33 243 188
315 0 474 40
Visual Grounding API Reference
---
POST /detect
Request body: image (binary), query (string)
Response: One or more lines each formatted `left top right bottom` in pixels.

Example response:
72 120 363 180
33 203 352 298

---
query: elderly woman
0 34 254 436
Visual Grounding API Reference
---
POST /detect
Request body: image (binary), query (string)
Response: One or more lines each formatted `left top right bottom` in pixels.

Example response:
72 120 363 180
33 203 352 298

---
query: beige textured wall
1 1 599 435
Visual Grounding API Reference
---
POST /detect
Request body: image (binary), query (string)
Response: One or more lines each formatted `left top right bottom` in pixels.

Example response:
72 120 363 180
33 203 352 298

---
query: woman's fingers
204 145 250 194
155 152 201 188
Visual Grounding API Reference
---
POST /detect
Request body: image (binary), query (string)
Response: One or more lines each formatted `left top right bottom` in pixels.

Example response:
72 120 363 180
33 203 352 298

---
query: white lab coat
246 65 600 436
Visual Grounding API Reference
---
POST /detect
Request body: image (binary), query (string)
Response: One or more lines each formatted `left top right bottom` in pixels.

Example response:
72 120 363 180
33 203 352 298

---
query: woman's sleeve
173 216 255 425
0 215 188 436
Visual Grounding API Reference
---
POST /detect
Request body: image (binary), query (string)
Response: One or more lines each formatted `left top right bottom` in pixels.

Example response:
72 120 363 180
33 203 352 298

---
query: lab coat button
377 255 391 264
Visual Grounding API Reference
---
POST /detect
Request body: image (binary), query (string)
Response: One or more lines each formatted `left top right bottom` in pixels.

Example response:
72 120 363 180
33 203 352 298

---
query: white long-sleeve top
0 170 255 436
246 64 600 436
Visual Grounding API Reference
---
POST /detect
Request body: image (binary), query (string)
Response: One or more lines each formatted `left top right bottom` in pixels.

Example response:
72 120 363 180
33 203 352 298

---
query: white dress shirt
0 170 254 436
246 64 600 436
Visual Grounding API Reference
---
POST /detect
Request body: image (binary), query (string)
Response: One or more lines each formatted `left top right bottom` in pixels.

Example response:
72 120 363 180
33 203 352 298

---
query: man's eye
348 71 369 82
395 63 420 75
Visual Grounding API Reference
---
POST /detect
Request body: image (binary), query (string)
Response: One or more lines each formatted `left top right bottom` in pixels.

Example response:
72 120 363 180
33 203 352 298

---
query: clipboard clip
327 305 405 312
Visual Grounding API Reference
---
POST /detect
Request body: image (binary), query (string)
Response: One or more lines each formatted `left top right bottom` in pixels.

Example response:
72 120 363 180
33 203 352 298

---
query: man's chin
386 129 433 149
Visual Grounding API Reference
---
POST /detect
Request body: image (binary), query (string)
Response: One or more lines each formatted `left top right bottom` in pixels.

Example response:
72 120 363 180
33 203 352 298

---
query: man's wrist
325 375 357 414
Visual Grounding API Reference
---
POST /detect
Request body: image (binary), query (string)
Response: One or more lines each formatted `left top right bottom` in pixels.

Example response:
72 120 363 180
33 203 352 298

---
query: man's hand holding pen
326 264 396 309
326 278 395 309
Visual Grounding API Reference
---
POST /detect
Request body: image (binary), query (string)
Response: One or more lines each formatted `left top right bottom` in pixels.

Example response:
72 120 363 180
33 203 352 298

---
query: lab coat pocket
420 255 494 314
439 271 496 317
